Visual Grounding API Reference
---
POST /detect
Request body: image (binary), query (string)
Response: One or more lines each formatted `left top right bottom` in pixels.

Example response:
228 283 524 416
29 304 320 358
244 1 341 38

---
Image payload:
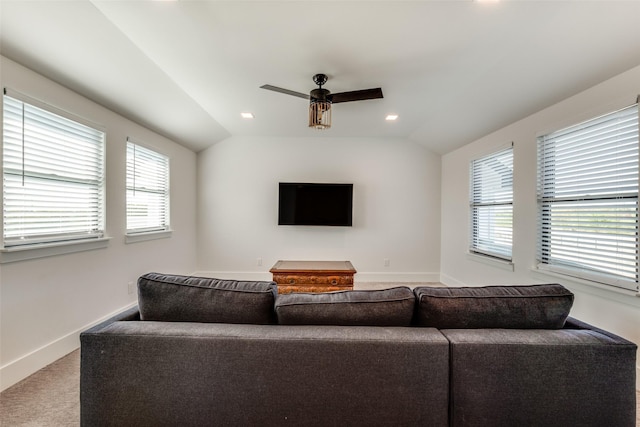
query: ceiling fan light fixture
309 99 332 129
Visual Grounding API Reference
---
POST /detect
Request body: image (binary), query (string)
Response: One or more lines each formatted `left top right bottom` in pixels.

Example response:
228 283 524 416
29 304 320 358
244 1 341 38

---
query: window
126 139 170 235
537 103 639 292
469 145 513 261
2 90 105 248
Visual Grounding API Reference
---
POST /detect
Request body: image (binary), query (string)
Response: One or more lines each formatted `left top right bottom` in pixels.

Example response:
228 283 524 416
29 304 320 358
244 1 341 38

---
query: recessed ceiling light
385 114 399 121
241 112 254 119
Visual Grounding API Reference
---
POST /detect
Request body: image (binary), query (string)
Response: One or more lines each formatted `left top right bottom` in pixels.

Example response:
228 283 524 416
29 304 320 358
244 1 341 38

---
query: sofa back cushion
413 284 574 329
275 287 415 326
138 273 278 324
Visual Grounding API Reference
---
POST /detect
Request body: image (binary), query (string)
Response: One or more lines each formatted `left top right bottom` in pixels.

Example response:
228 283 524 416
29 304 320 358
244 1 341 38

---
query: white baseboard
439 273 467 286
192 271 273 281
355 272 441 283
0 301 137 392
193 271 441 284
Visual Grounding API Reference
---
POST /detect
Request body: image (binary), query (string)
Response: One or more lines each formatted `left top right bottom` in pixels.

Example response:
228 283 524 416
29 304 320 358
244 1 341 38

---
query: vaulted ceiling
2 0 640 154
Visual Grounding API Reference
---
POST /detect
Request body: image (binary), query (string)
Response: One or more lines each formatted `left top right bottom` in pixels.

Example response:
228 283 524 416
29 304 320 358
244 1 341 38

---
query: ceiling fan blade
329 88 383 103
260 84 309 100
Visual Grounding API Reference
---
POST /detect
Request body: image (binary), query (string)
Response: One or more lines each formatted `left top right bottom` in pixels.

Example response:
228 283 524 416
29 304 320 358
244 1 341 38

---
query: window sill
0 237 111 263
466 252 514 271
125 230 172 244
531 267 640 304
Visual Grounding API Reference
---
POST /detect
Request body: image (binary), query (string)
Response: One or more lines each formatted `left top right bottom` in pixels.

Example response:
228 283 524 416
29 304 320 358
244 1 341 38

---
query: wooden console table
270 260 356 294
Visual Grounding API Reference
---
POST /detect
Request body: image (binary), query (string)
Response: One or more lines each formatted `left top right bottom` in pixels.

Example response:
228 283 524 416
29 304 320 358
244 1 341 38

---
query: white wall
0 57 198 390
440 64 640 388
196 136 441 283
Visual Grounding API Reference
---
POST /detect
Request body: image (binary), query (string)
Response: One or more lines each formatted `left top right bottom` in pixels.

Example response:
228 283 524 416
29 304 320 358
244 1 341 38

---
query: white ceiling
1 0 640 154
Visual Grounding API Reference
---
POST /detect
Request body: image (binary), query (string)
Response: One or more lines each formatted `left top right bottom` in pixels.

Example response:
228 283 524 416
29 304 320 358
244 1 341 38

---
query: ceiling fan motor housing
310 88 331 103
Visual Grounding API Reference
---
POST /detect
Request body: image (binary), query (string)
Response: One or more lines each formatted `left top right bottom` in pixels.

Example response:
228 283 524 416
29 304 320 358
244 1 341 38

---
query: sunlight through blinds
470 145 514 261
2 92 105 247
537 103 639 291
126 140 170 234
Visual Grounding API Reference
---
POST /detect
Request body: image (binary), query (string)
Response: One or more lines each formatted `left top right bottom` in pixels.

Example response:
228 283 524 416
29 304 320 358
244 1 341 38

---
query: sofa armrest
82 306 140 335
564 316 637 344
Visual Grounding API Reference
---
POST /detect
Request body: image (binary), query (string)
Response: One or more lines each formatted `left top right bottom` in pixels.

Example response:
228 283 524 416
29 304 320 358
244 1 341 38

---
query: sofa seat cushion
275 287 415 326
138 272 278 324
414 284 574 329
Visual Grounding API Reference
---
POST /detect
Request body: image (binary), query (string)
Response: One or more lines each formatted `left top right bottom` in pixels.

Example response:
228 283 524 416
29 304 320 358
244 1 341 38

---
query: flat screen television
278 182 353 226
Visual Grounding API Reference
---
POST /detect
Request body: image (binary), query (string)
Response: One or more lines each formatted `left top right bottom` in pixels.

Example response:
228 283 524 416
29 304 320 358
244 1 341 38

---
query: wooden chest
270 260 356 294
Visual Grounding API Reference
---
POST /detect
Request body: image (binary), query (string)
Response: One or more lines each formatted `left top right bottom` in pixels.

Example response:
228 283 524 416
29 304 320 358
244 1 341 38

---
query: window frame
1 88 107 262
125 138 171 241
469 144 514 262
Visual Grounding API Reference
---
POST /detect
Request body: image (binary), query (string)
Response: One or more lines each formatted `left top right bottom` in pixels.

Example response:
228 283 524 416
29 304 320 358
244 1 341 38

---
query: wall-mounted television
278 182 353 226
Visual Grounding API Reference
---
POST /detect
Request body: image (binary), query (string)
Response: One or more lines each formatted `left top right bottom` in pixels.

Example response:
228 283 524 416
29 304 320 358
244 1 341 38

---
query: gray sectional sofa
80 273 637 427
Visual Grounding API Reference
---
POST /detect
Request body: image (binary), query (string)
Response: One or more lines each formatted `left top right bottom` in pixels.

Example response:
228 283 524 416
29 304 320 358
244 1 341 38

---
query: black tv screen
278 182 353 226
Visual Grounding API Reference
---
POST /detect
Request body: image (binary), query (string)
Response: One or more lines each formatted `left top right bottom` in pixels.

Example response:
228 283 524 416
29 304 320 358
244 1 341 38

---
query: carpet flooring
1 349 80 426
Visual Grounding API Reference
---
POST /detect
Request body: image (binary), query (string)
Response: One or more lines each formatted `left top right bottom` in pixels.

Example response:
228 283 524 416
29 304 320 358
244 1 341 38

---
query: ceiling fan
260 74 383 129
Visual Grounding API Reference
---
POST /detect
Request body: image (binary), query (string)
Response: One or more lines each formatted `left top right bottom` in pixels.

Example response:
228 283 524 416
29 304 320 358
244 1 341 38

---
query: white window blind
126 140 170 234
2 91 105 248
537 103 639 292
469 145 513 261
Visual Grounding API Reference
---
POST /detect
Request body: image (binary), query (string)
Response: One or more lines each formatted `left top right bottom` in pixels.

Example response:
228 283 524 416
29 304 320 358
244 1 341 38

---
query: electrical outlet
257 257 263 266
128 281 135 295
384 259 390 267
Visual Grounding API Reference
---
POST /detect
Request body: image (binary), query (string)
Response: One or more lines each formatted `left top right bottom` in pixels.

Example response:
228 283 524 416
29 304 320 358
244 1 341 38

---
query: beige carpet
0 349 80 426
1 333 639 426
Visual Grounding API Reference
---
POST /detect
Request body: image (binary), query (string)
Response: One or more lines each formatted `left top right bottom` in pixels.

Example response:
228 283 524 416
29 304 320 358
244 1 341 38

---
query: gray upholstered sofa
80 273 637 427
